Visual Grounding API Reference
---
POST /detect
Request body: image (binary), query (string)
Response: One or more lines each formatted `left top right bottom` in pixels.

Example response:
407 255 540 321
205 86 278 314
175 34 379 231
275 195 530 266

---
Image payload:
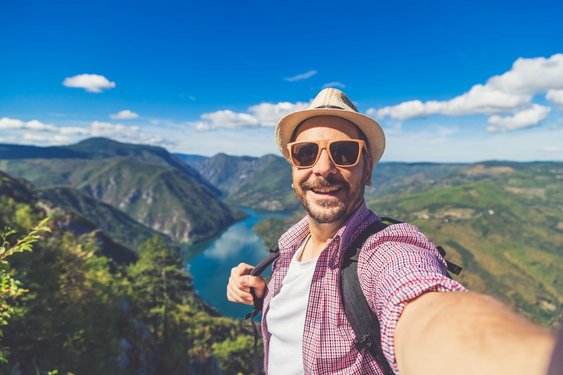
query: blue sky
1 0 562 162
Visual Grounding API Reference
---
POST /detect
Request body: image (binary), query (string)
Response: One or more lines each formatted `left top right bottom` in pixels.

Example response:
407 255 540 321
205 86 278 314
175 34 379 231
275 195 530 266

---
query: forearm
395 291 555 375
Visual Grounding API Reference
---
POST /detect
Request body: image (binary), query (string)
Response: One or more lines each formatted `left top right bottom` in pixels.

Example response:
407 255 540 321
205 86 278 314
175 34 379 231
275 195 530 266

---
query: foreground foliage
0 218 50 363
0 190 258 374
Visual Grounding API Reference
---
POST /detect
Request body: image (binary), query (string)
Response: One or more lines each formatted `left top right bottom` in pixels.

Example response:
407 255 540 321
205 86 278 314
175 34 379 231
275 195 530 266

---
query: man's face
291 116 373 225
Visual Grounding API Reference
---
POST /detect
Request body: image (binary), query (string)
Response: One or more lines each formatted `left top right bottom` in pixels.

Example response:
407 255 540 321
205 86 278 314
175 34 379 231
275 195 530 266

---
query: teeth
312 187 339 193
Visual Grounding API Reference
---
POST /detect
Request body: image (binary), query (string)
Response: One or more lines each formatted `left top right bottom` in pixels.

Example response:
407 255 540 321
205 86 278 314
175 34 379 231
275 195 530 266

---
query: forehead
293 116 362 142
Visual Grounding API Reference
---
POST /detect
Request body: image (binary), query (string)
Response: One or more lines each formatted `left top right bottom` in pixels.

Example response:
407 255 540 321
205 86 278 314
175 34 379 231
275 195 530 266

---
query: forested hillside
0 171 257 374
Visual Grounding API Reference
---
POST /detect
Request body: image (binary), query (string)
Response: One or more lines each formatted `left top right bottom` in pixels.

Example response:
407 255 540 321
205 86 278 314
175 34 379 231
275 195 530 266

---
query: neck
307 219 343 243
299 220 342 261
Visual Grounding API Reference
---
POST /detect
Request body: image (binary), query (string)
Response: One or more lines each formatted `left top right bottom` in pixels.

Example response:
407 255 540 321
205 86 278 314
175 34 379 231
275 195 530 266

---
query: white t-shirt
266 235 318 375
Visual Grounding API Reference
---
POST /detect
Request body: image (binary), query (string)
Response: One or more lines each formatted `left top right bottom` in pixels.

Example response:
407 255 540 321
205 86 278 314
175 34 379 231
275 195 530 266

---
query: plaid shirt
261 202 466 374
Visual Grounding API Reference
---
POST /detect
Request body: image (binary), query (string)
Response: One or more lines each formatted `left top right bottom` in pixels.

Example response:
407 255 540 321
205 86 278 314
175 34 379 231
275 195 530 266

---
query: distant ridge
182 153 298 211
0 143 86 159
40 186 169 250
0 138 241 242
0 138 220 196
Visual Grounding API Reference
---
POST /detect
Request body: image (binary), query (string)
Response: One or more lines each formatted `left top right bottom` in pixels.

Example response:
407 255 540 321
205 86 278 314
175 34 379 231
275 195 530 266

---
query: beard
298 175 365 224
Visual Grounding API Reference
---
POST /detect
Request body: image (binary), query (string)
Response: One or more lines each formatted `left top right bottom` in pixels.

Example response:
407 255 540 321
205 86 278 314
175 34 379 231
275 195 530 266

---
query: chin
305 200 348 224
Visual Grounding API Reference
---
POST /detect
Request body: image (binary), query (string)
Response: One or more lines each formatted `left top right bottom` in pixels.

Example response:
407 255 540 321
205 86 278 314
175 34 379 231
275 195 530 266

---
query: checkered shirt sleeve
358 223 467 373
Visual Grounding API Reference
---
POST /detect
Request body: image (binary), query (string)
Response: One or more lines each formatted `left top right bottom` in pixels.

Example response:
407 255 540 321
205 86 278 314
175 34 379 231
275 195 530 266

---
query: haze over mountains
0 137 561 326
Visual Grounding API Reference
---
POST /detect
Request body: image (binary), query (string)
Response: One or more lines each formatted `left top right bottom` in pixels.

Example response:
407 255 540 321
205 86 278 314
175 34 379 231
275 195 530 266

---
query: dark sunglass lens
292 143 319 166
330 141 360 165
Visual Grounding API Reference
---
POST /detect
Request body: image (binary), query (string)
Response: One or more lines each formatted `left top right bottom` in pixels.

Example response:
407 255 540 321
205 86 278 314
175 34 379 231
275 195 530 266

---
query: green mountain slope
76 157 242 242
182 153 298 211
40 186 168 250
367 162 470 197
1 137 220 195
0 139 242 242
366 162 563 326
69 138 220 195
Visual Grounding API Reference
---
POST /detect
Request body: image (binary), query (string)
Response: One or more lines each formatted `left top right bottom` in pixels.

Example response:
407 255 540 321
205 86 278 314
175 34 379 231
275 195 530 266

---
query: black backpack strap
341 219 395 375
245 243 280 375
436 246 463 276
245 243 280 321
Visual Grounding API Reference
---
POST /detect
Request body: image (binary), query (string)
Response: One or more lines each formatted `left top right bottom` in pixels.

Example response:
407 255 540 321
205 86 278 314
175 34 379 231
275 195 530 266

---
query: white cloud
284 70 317 82
546 89 563 110
322 82 346 89
0 116 152 146
0 117 142 137
194 110 259 130
369 53 563 131
0 135 17 143
487 105 551 132
487 54 563 95
369 84 530 120
110 109 139 120
249 101 309 127
194 101 309 130
0 117 57 131
63 74 116 93
381 121 563 162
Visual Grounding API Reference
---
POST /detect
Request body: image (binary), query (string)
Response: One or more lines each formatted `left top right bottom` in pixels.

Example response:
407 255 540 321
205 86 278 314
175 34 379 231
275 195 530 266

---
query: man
227 88 555 374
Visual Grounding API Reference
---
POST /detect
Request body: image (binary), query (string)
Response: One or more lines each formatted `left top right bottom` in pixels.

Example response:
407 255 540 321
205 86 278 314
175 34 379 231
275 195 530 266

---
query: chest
267 247 355 341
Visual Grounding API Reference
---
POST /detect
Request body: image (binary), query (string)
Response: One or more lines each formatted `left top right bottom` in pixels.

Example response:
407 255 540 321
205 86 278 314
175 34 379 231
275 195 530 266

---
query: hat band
315 105 350 110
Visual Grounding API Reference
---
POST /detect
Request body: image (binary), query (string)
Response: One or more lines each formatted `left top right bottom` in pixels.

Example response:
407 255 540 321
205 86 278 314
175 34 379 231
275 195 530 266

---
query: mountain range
1 138 561 326
0 138 241 244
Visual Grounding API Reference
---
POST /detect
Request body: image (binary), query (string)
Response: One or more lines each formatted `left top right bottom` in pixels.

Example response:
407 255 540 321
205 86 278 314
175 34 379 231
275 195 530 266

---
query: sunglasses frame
287 139 367 168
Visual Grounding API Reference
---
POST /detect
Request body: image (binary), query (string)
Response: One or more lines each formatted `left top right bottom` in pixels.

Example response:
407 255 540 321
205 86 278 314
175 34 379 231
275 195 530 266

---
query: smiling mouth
310 186 342 195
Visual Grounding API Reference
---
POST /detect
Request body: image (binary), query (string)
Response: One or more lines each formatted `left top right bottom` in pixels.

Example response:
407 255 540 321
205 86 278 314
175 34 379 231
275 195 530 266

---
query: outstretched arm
395 291 555 375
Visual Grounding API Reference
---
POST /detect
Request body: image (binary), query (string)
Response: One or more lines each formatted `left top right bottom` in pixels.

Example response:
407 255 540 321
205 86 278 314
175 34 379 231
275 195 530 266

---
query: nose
312 148 337 176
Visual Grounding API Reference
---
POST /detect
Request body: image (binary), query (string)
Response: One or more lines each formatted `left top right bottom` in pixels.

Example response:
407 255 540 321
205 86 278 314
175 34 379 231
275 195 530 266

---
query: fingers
227 263 266 305
226 282 253 305
240 275 266 299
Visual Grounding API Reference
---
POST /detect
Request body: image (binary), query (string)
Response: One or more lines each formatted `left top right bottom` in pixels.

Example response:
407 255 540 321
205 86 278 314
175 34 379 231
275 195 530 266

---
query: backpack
245 217 462 375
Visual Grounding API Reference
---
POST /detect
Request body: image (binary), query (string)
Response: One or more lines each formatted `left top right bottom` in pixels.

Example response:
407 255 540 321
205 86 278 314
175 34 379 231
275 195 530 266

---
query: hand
226 262 266 306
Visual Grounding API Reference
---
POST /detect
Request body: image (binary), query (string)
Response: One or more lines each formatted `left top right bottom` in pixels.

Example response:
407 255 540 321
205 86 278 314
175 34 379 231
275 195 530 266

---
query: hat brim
275 108 386 164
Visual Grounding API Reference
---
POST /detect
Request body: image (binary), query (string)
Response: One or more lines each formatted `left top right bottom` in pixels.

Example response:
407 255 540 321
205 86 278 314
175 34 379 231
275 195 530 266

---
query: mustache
301 176 349 190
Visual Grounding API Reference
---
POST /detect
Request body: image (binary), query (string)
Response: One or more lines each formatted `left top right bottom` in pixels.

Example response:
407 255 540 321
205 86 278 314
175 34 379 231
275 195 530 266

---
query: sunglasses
287 139 367 168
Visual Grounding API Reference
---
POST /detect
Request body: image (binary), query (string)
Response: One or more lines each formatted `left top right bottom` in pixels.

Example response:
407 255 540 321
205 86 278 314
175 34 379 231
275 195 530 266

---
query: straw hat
275 88 386 164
